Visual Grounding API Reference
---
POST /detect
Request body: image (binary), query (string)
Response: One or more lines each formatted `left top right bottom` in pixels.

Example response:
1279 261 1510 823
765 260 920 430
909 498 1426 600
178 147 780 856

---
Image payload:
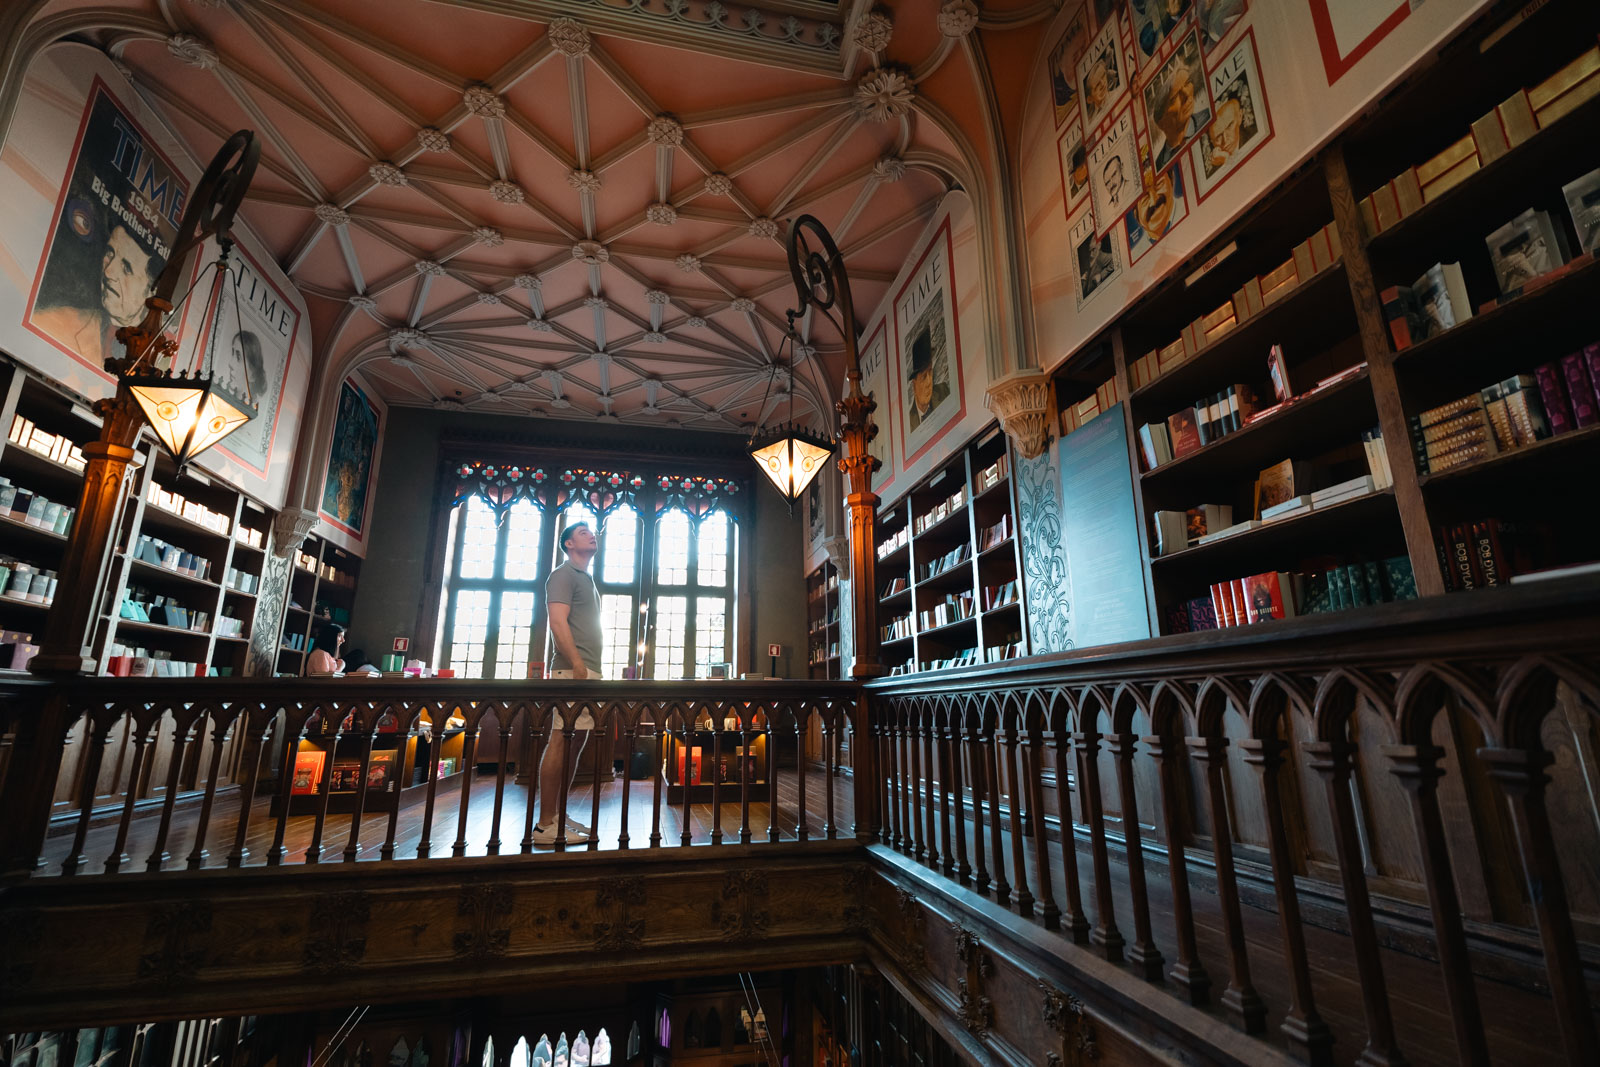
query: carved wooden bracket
271 507 320 559
985 370 1053 460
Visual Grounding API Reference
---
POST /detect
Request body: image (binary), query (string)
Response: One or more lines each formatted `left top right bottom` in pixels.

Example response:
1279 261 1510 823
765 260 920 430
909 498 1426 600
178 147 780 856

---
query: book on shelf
876 527 909 559
1261 495 1311 522
1559 347 1599 427
1268 344 1294 404
1361 427 1394 490
975 454 1009 492
1510 560 1600 585
1411 262 1472 337
1310 474 1375 507
1137 422 1173 470
1166 408 1202 459
880 576 909 599
1564 167 1600 256
917 543 972 582
1255 458 1311 517
881 614 913 643
1485 208 1570 297
1155 504 1232 555
1528 44 1600 126
1197 519 1261 545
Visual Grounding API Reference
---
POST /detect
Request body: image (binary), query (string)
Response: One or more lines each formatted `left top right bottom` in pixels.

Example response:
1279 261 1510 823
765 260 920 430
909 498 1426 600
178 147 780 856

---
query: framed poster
1072 208 1120 307
318 375 386 552
1129 0 1192 69
892 219 964 467
1125 160 1190 262
1142 30 1211 174
1306 0 1410 85
200 240 300 478
1046 4 1092 128
1056 121 1090 214
1077 13 1129 133
1196 0 1249 52
1088 109 1138 234
1189 29 1272 200
806 476 825 547
23 77 190 383
858 319 894 492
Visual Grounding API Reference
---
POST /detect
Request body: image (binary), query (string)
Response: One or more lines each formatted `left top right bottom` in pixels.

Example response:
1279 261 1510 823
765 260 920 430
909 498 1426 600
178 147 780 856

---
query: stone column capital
984 370 1053 459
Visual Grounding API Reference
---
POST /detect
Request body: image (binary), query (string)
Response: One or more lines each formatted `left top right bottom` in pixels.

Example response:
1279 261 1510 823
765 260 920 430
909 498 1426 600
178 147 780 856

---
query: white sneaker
566 817 591 835
532 820 590 846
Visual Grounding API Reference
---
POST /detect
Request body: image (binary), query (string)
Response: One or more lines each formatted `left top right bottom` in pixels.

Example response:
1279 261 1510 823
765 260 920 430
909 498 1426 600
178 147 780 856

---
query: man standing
534 521 602 846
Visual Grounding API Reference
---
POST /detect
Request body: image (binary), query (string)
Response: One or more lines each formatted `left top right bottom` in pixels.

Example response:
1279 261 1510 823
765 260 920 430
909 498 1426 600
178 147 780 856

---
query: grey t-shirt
546 560 602 673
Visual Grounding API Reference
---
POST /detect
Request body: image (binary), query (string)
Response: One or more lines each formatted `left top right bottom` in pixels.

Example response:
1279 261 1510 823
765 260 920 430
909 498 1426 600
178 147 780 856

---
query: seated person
305 621 346 676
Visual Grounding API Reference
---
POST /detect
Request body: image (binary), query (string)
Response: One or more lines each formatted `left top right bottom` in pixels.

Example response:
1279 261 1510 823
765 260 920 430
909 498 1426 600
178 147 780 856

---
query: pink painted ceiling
60 0 992 433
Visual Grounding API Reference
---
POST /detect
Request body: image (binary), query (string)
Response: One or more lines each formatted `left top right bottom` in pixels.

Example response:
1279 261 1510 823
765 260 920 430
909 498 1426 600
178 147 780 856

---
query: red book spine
1471 519 1505 586
1560 353 1598 427
1211 582 1233 627
1534 361 1574 436
1229 579 1249 626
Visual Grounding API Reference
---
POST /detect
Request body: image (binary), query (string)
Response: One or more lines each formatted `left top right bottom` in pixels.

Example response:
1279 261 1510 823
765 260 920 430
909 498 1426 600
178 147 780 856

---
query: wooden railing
0 679 860 877
864 580 1600 1067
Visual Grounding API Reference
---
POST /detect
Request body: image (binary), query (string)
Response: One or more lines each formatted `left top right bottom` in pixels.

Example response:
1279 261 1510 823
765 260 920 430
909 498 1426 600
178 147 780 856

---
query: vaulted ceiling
72 0 998 433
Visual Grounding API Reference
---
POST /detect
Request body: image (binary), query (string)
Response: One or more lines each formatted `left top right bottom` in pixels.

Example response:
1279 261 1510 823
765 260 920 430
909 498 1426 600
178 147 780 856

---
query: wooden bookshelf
1037 0 1600 637
276 532 362 675
805 559 841 679
0 361 271 675
874 425 1024 675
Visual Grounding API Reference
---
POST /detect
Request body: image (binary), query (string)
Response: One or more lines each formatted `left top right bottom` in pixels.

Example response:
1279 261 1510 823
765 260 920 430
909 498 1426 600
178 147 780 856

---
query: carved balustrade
865 582 1600 1067
0 679 860 878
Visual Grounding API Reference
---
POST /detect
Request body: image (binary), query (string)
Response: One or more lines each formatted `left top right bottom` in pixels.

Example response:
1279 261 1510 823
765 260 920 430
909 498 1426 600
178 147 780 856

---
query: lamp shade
749 425 834 503
128 373 255 471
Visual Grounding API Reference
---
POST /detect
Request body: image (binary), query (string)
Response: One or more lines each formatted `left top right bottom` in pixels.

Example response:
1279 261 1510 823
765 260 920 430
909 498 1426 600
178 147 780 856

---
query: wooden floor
36 773 1591 1065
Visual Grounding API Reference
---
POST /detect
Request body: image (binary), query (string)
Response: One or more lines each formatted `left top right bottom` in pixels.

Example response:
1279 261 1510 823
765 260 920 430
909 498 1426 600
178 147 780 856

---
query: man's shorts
547 670 596 730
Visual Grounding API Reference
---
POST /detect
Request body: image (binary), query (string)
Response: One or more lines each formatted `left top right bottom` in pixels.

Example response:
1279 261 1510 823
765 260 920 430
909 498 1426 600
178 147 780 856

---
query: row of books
916 543 970 583
6 415 85 472
1128 221 1344 391
807 643 840 665
807 608 840 634
880 575 909 599
146 483 232 536
918 592 974 631
1061 376 1126 436
1168 555 1418 632
1153 504 1232 557
234 524 265 550
296 550 358 588
979 514 1011 550
225 566 261 595
981 580 1019 612
1360 45 1600 239
118 591 214 632
922 647 980 672
103 651 212 678
806 574 839 602
985 640 1024 663
914 484 968 535
974 454 1009 493
876 526 909 560
1140 383 1261 468
0 480 76 535
881 614 913 643
1432 518 1599 592
1404 349 1599 475
133 534 214 582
